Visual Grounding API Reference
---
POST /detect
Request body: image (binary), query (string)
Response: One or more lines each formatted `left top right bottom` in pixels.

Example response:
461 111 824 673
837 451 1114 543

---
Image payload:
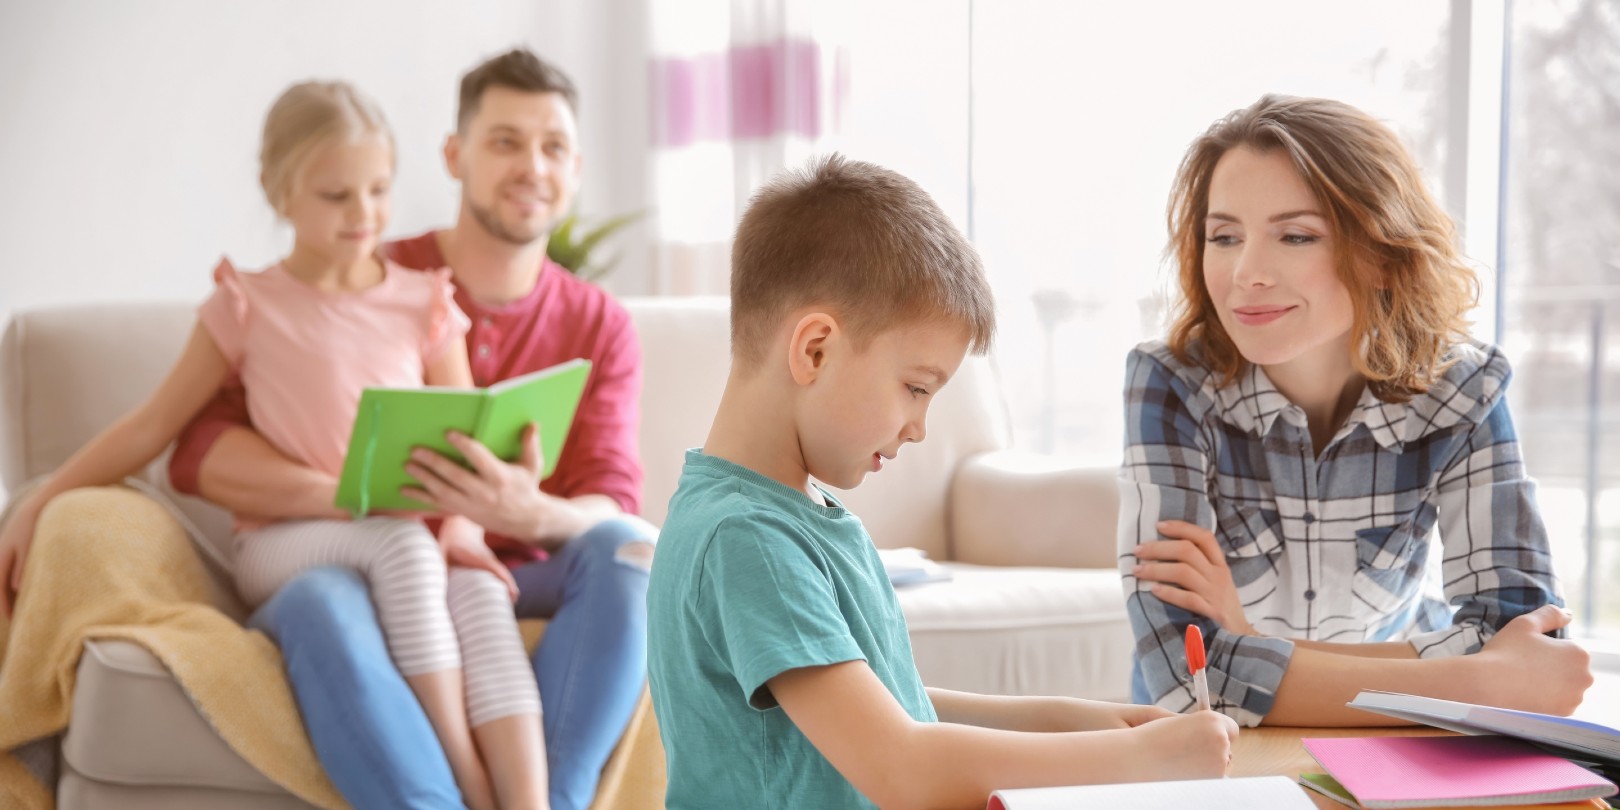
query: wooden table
1231 726 1450 809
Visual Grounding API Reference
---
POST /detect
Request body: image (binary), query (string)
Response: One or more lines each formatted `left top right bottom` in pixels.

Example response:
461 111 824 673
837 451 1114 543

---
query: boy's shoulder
659 462 849 590
663 479 815 558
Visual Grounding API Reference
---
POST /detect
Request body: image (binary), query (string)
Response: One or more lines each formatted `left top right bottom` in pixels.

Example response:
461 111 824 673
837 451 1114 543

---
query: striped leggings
234 517 540 727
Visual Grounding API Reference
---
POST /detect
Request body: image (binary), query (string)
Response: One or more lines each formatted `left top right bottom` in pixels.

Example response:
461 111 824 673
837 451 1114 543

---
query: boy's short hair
730 154 995 370
457 48 579 132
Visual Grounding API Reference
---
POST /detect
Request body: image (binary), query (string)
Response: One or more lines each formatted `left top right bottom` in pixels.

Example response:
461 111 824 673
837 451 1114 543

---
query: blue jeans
249 517 654 810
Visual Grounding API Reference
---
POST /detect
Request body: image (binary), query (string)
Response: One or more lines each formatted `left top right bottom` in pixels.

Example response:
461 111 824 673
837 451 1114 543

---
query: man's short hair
730 154 996 370
457 48 579 131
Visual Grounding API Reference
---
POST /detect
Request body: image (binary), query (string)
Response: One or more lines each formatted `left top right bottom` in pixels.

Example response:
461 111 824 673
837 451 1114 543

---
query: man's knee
251 566 376 641
576 516 657 573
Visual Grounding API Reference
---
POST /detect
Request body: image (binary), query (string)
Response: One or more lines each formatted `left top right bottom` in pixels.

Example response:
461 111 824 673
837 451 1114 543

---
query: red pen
1184 624 1210 712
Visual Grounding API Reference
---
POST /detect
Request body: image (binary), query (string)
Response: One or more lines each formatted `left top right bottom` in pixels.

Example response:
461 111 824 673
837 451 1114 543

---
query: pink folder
1303 736 1617 809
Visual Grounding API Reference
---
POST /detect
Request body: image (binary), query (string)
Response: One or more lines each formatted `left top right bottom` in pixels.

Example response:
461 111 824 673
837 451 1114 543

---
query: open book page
335 388 486 515
1349 691 1620 763
476 359 591 480
334 358 591 516
987 776 1316 809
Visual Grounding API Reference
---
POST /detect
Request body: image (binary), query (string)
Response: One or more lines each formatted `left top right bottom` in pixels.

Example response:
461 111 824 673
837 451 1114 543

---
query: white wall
0 0 654 330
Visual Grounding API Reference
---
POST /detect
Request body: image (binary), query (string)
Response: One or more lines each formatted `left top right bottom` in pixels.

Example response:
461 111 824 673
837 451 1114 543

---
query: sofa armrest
948 450 1119 570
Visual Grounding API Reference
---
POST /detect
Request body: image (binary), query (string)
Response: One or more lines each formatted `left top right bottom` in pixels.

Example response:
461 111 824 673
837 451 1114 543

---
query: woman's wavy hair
1165 94 1478 402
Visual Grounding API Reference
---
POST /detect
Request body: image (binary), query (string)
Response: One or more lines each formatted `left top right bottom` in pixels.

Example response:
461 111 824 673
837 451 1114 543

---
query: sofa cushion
896 564 1133 702
60 640 304 798
58 768 316 810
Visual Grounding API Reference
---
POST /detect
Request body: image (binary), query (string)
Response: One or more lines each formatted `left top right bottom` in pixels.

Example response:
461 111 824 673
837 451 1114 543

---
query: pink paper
1303 735 1615 806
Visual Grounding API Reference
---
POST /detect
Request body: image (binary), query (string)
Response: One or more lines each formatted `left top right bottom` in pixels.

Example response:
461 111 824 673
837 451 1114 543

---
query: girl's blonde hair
1166 94 1479 402
259 81 393 216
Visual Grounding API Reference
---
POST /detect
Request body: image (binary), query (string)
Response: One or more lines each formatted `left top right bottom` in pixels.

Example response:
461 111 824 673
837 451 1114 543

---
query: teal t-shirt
647 450 936 809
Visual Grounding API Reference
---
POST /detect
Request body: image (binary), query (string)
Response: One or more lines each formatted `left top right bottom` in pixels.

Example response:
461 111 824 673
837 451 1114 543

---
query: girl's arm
424 334 474 388
925 688 1173 732
21 322 231 502
770 661 1236 810
1 323 231 613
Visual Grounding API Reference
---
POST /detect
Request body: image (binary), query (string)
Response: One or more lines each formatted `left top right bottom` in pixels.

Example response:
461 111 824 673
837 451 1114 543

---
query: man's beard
468 195 551 247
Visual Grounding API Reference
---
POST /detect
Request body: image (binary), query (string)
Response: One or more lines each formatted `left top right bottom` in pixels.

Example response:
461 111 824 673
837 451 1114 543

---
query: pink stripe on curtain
651 38 826 147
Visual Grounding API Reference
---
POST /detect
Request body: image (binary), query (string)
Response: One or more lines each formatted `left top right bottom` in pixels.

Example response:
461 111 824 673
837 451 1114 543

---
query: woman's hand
1470 604 1592 715
438 516 518 603
1133 520 1256 636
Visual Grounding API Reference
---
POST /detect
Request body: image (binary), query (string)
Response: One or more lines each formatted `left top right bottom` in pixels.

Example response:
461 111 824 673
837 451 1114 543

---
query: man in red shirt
168 49 654 810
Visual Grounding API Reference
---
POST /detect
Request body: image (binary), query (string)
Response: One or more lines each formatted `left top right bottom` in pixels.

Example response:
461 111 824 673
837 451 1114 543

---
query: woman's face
1202 146 1355 373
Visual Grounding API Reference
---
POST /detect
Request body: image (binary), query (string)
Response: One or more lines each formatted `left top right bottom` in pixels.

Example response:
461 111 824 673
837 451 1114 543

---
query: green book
334 359 592 517
1298 773 1358 809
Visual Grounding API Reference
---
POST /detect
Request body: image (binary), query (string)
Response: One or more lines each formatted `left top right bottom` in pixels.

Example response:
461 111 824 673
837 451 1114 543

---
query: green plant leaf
545 208 648 277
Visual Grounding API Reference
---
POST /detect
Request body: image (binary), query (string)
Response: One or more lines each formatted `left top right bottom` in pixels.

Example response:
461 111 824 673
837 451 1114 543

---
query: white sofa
1 297 1131 808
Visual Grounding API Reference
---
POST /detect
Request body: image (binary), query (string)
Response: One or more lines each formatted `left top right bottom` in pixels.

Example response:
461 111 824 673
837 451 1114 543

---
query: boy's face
797 319 972 491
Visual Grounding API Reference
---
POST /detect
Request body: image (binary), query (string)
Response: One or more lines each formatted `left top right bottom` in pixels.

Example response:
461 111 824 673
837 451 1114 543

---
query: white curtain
646 0 849 295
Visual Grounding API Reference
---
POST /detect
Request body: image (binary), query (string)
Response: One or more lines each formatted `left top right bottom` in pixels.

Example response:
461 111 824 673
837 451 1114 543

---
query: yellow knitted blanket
0 486 664 809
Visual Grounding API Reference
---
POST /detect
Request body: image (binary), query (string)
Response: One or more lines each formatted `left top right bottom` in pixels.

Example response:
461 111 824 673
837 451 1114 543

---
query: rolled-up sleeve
1117 348 1295 726
1409 395 1564 658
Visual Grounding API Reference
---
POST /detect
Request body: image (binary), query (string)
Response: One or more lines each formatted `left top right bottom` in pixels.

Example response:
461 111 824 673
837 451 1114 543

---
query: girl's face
1202 146 1356 374
283 132 394 265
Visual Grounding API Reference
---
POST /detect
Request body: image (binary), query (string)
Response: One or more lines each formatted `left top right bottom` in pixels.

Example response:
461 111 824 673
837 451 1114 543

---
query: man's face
446 87 581 246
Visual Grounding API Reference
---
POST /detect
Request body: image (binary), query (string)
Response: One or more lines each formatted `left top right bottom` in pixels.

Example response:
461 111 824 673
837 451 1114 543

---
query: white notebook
1348 690 1620 764
987 776 1316 809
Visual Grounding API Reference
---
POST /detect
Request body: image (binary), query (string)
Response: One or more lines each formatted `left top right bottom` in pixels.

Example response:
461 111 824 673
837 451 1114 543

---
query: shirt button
1304 589 1317 601
1303 512 1316 524
477 345 490 358
480 317 493 328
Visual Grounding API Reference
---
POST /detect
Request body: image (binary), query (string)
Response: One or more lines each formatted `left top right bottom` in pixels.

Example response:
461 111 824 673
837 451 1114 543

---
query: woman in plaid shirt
1119 95 1593 727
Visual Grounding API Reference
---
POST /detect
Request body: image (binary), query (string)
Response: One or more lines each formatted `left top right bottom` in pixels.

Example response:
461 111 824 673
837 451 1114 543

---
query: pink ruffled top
197 257 470 479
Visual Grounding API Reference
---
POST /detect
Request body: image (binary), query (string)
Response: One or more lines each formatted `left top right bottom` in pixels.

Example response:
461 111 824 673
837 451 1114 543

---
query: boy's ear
787 312 838 386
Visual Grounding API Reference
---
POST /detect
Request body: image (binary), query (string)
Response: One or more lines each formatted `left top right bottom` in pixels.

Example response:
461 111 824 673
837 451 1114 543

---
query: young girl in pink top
0 81 545 810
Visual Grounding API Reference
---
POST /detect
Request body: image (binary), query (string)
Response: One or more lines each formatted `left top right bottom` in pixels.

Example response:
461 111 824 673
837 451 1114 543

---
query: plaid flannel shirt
1118 339 1563 726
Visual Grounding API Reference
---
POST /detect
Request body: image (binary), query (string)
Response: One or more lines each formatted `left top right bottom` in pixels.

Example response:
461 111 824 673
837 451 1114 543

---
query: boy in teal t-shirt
647 155 1240 810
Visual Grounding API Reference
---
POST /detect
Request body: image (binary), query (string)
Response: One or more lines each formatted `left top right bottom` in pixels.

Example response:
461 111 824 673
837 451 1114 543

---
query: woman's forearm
1284 638 1419 659
1264 645 1465 726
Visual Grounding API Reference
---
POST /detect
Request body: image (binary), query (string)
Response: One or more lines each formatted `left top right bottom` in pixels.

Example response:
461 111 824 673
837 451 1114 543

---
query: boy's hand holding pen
1185 624 1211 712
